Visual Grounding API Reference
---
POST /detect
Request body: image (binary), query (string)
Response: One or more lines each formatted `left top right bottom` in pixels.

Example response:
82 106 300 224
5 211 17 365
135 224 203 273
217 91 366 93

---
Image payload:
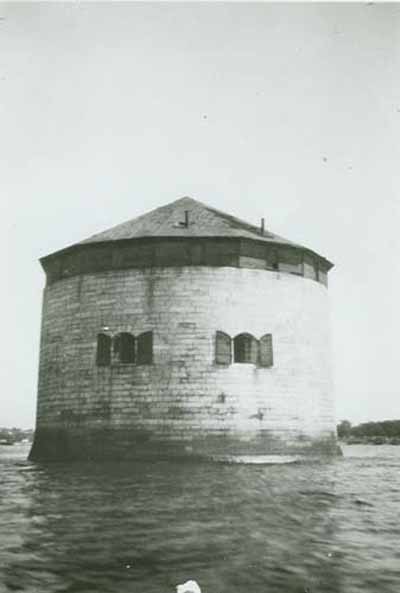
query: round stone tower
29 197 336 461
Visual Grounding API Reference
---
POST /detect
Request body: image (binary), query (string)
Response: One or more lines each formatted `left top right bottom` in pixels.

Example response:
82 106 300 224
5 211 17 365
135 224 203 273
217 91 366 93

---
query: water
1 444 400 593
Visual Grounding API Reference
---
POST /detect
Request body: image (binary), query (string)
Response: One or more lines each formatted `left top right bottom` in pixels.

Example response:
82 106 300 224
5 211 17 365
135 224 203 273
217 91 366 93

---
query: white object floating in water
176 580 202 593
213 454 299 465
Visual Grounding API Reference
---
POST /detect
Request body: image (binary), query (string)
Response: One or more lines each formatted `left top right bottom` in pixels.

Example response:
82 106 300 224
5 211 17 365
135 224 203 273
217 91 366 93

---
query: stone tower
29 197 336 461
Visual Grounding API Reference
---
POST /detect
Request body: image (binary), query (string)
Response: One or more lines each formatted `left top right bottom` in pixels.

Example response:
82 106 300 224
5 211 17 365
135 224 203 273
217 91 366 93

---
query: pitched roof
80 196 300 248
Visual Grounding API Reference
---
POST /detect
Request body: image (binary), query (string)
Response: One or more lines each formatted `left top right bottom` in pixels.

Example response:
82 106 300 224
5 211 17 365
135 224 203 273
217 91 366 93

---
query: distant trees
337 420 352 439
337 420 400 443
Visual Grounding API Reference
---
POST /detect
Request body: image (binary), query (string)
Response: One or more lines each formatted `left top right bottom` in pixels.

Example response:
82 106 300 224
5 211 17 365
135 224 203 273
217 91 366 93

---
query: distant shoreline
0 428 34 446
337 420 400 445
339 437 400 446
2 432 400 447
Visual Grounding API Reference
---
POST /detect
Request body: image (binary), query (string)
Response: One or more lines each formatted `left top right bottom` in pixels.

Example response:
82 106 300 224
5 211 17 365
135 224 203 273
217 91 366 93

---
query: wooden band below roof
41 237 331 287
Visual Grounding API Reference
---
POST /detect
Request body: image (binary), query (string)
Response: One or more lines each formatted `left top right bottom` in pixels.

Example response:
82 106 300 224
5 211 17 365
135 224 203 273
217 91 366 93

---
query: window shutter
250 336 259 365
113 334 121 355
137 331 153 365
259 334 273 367
216 331 231 365
96 334 111 366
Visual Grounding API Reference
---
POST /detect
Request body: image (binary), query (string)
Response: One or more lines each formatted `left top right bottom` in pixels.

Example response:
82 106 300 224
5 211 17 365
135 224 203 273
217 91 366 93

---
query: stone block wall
30 266 336 460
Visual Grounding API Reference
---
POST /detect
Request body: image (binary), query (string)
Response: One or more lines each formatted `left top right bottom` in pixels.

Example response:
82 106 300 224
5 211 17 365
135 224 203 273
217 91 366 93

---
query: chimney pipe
184 210 189 227
261 218 265 235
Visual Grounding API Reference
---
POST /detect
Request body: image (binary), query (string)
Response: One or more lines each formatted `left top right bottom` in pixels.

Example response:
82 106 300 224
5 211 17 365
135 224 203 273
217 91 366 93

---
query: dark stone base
29 426 340 462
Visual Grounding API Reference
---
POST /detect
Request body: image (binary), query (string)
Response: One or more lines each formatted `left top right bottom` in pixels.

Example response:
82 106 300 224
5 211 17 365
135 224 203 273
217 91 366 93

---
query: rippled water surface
1 444 400 593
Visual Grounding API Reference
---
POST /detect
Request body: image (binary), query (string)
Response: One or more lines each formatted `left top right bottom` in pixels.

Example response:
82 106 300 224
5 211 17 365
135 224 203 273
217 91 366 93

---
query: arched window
233 333 258 364
96 333 111 366
137 331 153 365
114 332 135 364
259 334 273 367
215 331 232 365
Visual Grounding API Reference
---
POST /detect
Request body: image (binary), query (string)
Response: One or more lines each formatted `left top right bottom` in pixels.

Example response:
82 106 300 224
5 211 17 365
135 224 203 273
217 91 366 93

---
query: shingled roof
80 196 300 248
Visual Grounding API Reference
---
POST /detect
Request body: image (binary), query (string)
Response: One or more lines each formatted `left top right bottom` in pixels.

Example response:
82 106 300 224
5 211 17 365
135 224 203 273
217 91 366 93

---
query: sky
1 2 399 428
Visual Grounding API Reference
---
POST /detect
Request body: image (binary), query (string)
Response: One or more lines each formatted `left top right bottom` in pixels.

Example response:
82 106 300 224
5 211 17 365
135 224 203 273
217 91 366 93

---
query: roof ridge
81 196 277 244
71 196 332 268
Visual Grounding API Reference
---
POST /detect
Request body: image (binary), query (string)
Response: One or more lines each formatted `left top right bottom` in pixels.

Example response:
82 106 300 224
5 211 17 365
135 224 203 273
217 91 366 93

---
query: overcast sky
1 2 399 428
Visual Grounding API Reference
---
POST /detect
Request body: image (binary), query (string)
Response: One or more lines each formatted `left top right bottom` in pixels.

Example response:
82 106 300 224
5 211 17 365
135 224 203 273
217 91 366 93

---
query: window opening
233 333 258 364
114 332 135 364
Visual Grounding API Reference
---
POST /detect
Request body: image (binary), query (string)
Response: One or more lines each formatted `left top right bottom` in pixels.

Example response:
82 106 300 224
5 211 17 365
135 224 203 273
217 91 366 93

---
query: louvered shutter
113 334 121 356
250 336 259 365
96 334 111 366
137 331 153 365
215 331 232 365
259 334 273 367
